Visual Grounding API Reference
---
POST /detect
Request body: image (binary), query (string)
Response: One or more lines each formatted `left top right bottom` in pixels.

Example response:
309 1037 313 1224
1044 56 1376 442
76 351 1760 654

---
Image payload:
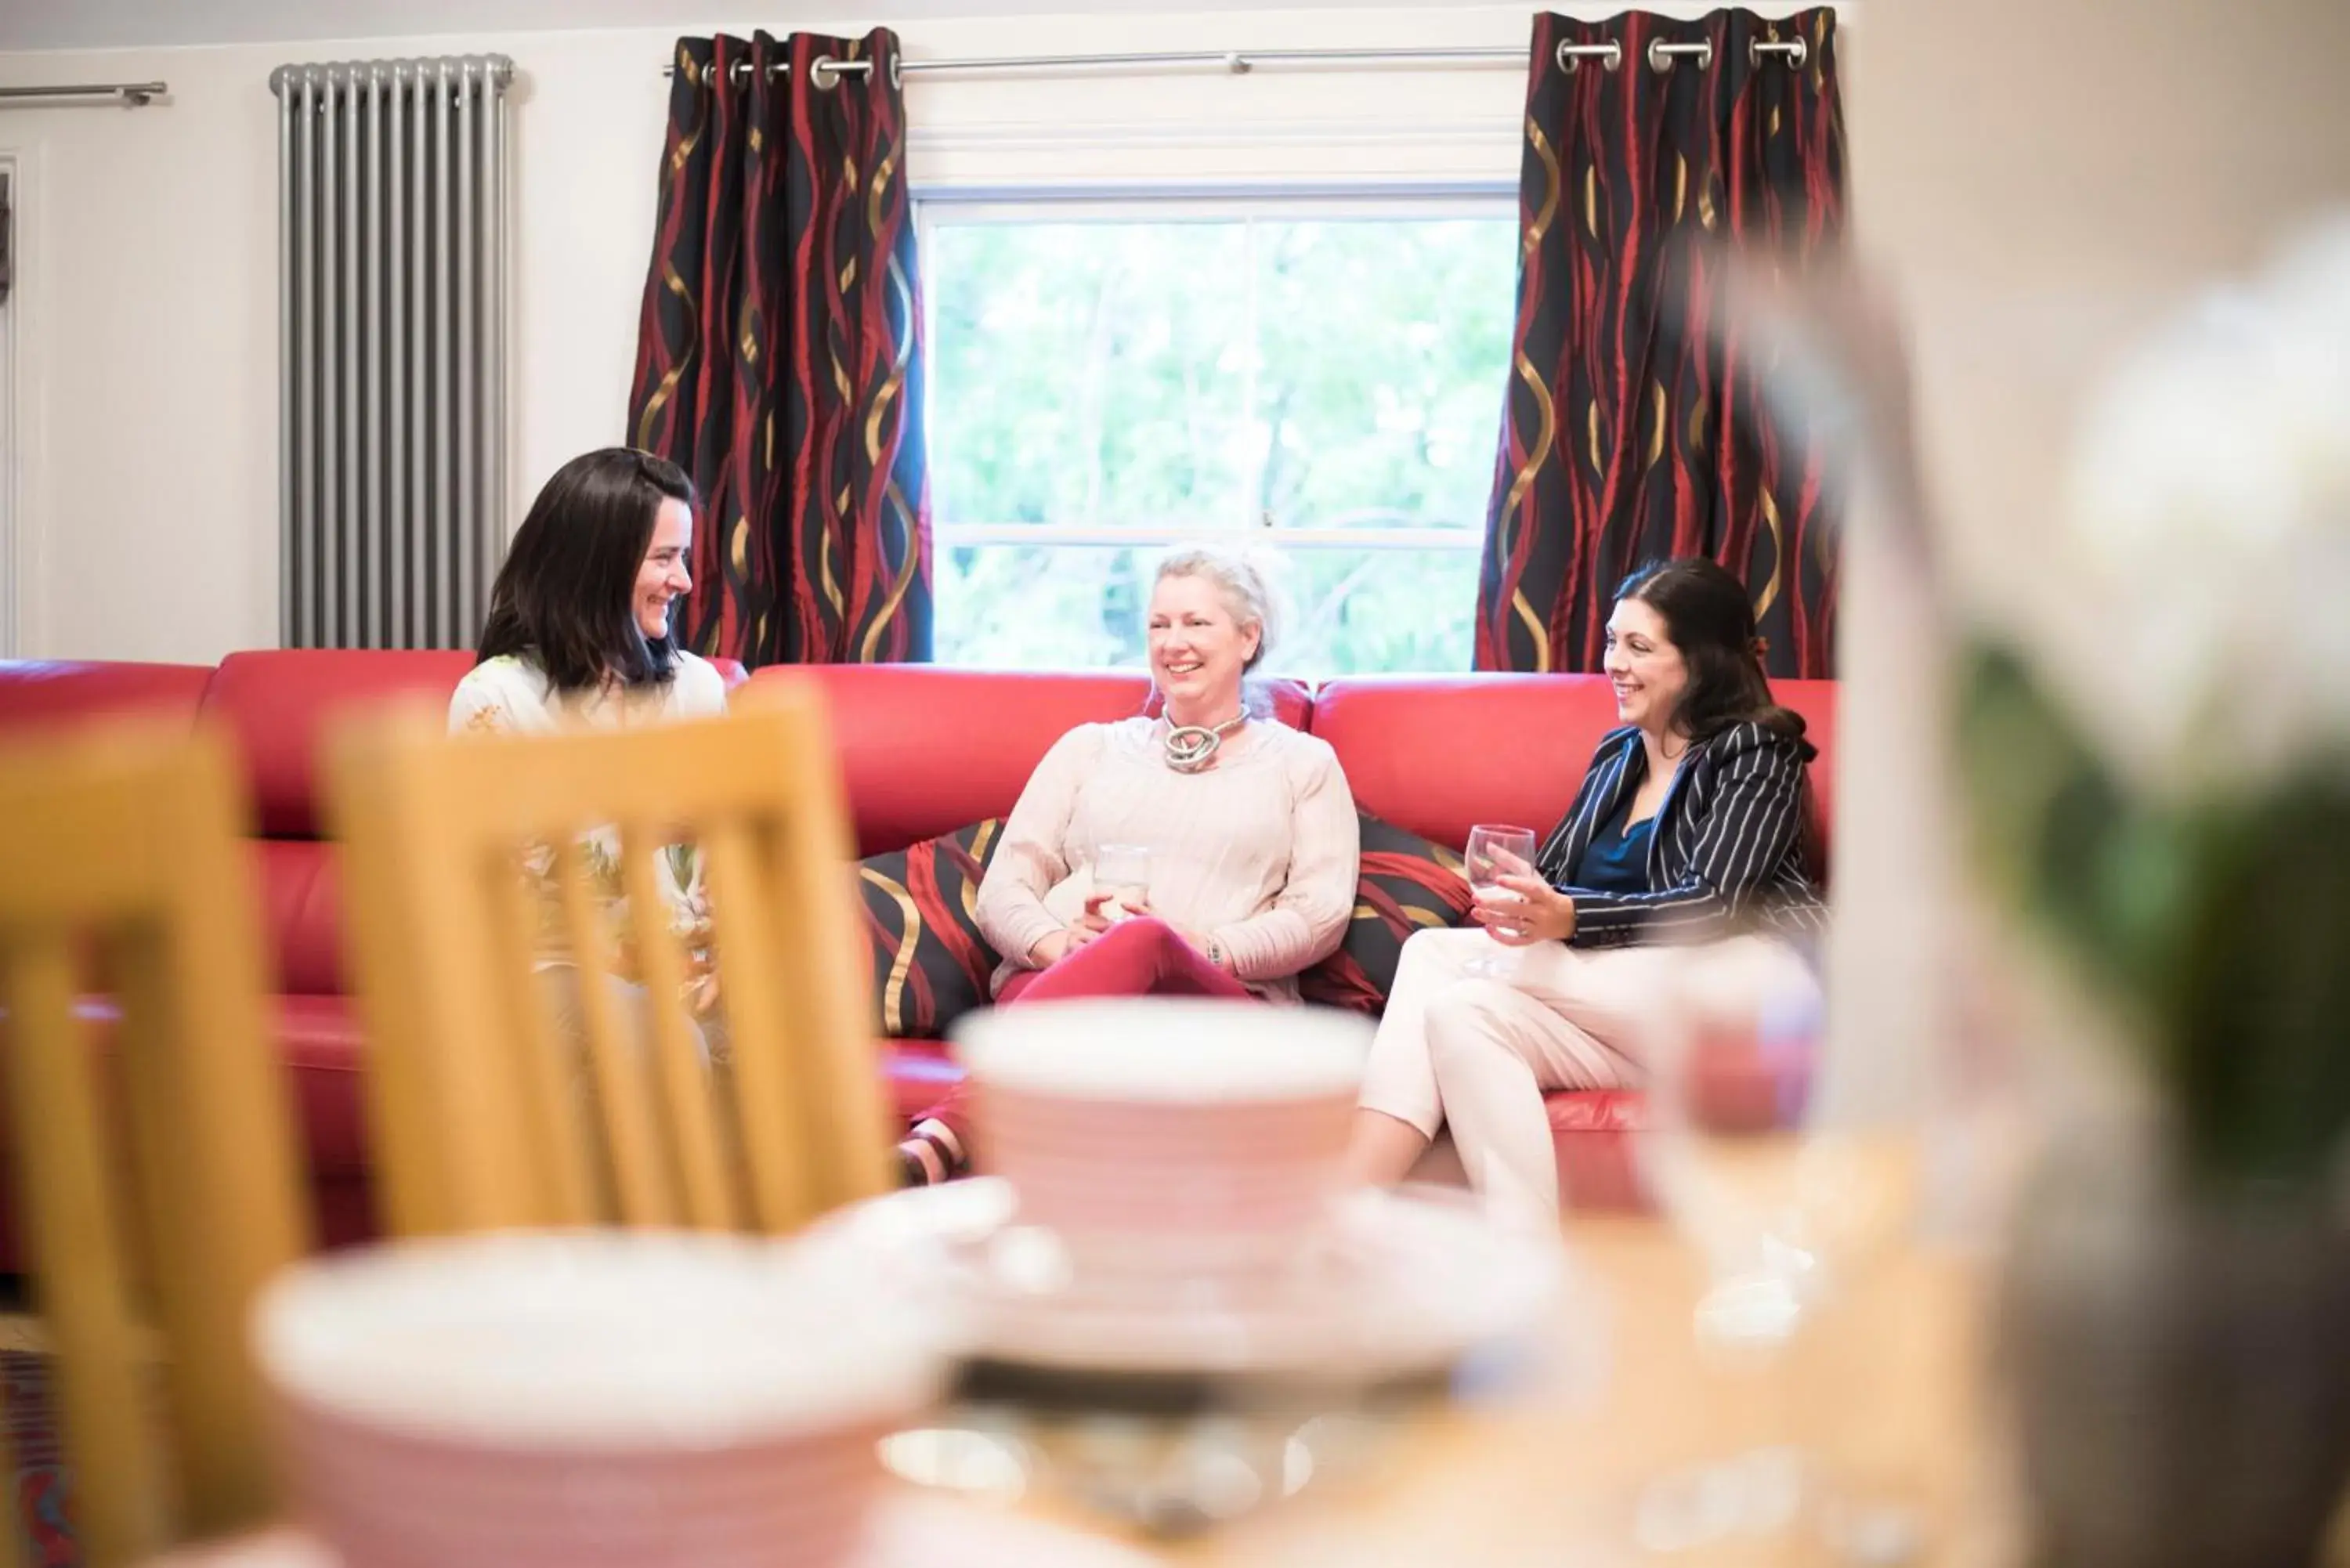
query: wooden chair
326 677 892 1241
0 723 312 1568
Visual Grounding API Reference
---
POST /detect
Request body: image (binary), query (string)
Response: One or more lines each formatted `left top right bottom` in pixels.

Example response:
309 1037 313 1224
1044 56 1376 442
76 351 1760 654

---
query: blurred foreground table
979 1213 2007 1567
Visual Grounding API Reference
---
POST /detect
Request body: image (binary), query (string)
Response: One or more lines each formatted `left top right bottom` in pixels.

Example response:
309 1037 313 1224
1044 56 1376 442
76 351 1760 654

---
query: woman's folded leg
1348 927 1505 1185
1422 977 1629 1235
1002 916 1252 1005
900 919 1252 1184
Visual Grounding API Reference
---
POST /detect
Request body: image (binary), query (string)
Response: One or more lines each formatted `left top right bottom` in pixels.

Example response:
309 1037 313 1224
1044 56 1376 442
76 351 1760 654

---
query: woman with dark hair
466 446 710 703
1345 557 1825 1232
450 447 730 1041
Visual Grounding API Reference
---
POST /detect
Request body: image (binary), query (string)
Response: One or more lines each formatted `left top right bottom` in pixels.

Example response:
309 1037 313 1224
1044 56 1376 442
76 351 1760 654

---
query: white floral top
448 652 729 1006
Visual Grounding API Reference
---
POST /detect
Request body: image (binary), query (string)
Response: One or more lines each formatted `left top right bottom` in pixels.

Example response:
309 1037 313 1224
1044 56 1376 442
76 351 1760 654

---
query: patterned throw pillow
859 818 1006 1039
1301 814 1475 1014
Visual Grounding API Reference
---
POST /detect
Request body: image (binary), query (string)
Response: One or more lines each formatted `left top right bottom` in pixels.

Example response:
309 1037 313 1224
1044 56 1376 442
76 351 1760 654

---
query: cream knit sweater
975 716 1360 1002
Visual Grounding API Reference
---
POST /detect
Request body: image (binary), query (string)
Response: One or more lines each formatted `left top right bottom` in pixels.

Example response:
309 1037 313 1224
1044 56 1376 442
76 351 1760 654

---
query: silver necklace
1163 711 1247 773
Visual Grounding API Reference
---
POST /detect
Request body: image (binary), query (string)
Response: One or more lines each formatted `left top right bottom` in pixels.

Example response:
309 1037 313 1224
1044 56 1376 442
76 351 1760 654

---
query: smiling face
1603 594 1690 736
634 498 693 641
1147 571 1258 718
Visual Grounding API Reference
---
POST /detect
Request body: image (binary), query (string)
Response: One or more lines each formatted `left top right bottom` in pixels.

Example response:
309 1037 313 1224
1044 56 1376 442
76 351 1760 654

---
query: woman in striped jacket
1346 557 1826 1233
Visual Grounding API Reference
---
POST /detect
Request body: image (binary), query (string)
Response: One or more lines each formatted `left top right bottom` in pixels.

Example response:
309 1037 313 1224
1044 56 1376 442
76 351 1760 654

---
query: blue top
1572 797 1654 897
1534 722 1824 949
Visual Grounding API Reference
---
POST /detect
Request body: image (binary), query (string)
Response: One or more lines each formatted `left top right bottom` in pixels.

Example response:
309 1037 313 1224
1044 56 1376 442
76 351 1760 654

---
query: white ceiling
0 0 1399 53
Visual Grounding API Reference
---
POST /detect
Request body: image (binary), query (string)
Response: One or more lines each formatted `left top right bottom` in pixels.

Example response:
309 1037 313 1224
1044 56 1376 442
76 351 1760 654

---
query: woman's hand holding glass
1031 844 1154 966
1083 843 1227 965
1092 844 1153 922
1029 901 1113 966
1471 846 1578 945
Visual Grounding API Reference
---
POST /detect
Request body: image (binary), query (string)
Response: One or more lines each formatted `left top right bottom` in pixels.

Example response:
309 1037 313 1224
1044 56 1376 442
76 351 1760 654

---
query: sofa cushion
204 649 479 838
257 839 345 995
767 665 1312 856
860 818 1005 1039
1548 1089 1647 1211
882 1038 964 1124
1302 814 1473 1014
278 993 370 1178
0 992 378 1270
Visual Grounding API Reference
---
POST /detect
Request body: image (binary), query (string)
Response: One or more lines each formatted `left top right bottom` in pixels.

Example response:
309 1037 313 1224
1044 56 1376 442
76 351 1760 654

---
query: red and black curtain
628 31 931 666
1477 9 1844 678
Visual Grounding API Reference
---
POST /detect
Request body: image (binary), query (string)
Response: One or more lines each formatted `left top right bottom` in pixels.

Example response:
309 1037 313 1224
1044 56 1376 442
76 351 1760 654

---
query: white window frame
0 156 16 658
913 184 1516 560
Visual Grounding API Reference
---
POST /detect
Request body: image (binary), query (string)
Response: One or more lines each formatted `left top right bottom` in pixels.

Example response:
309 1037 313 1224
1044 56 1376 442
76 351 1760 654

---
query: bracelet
1206 936 1228 972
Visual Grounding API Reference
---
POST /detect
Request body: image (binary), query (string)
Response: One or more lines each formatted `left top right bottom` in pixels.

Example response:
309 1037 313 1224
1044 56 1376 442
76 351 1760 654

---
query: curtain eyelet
1556 40 1623 75
1647 38 1714 74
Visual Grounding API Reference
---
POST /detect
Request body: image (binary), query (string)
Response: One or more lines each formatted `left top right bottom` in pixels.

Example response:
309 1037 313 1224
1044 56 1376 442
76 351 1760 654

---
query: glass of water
1093 844 1152 923
1462 824 1540 977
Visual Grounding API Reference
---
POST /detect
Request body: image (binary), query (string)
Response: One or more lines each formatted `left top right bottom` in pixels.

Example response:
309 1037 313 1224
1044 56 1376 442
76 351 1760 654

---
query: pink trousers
908 919 1253 1165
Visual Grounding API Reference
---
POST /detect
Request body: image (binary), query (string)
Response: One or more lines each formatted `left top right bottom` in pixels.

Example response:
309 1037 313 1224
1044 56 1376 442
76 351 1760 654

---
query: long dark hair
1618 558 1824 879
1616 557 1808 748
476 448 696 694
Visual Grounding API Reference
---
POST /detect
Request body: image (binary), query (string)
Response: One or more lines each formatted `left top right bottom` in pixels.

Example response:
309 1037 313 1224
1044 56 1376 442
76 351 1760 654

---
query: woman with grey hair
895 545 1362 1183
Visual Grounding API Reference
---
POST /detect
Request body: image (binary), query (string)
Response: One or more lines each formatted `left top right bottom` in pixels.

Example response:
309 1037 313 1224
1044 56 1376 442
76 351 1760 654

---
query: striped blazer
1533 720 1826 948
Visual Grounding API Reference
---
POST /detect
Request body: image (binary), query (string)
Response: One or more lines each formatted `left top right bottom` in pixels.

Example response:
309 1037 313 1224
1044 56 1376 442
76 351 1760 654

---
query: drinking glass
1462 824 1540 977
1093 844 1153 923
1632 924 1929 1563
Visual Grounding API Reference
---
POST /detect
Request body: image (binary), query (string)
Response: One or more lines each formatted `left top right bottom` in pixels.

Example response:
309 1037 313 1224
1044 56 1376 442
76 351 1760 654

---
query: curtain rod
661 35 1809 86
0 81 167 107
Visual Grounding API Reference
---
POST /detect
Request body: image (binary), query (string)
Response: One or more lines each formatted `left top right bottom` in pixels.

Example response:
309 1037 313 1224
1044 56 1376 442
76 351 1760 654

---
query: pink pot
254 1231 942 1568
953 998 1371 1270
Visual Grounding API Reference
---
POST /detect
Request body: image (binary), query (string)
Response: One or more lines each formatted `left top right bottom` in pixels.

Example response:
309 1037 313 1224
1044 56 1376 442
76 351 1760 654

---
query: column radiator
271 56 513 649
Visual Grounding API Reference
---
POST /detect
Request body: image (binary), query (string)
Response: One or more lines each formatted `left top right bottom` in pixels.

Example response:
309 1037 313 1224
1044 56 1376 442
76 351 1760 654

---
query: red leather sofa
0 654 1834 1255
785 664 1835 1211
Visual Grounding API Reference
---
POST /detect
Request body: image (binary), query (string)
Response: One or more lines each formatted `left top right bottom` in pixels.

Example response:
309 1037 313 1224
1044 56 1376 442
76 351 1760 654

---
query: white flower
2037 215 2350 799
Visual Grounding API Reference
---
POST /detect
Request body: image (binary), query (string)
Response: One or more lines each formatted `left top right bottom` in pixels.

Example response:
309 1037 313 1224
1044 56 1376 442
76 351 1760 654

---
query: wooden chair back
327 678 890 1241
0 723 310 1566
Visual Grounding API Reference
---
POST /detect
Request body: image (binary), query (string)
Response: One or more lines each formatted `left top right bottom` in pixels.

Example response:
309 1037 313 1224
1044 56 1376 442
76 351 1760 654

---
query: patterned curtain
629 31 931 666
1477 9 1845 677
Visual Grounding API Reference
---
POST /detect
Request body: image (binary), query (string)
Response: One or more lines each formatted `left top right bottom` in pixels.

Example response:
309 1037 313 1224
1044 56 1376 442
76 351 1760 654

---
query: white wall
1833 0 2350 1139
0 2 1831 662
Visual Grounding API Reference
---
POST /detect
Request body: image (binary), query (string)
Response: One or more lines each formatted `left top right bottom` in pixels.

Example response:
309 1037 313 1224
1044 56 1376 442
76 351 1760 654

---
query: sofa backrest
1771 680 1838 836
1313 673 1838 867
760 664 1313 856
6 653 1835 992
1311 674 1613 851
197 649 750 995
200 652 479 995
0 660 212 738
204 651 483 836
200 650 753 838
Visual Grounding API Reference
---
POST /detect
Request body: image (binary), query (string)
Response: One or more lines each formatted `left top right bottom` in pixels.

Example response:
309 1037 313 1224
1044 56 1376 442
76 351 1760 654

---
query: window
920 193 1517 675
0 163 14 658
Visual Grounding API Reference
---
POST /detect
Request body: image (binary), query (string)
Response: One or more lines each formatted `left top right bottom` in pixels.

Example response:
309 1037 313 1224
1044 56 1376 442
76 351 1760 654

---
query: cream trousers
1358 927 1812 1233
